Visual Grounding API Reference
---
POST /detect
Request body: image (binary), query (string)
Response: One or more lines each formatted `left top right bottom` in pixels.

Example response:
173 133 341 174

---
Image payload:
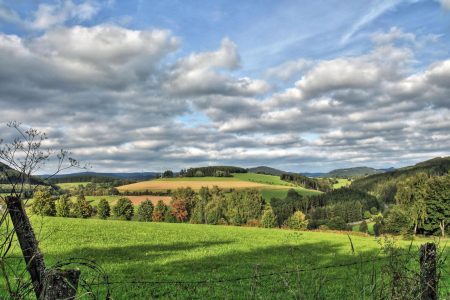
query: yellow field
117 179 288 192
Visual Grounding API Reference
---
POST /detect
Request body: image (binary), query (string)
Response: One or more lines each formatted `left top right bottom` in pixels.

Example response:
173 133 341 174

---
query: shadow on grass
51 239 391 299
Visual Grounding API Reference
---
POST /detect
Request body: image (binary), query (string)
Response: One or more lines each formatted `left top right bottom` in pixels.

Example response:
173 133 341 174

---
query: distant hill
351 156 450 203
247 166 290 176
325 166 386 178
42 171 158 183
0 161 46 185
183 166 247 177
300 172 326 178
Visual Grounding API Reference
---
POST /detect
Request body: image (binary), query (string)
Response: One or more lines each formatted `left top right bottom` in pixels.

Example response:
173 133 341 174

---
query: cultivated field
117 177 285 192
5 217 447 299
116 173 323 201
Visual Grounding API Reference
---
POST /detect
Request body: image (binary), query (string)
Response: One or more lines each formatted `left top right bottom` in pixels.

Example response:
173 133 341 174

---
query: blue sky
0 0 449 172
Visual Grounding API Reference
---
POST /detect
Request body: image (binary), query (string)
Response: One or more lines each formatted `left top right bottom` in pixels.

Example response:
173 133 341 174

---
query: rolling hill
351 156 450 202
325 166 387 178
42 171 159 183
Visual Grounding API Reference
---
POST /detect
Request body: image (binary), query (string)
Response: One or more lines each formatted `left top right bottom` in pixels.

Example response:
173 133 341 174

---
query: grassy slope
56 182 89 189
234 173 322 199
332 178 351 189
156 177 240 181
6 217 446 299
232 173 294 186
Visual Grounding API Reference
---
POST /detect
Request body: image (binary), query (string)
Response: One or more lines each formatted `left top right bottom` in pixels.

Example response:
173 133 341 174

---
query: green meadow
332 178 351 189
4 217 448 299
231 173 294 186
56 182 89 189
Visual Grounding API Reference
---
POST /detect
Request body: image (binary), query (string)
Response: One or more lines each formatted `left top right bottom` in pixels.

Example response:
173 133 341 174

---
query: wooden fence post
420 243 438 300
41 268 81 300
6 196 46 298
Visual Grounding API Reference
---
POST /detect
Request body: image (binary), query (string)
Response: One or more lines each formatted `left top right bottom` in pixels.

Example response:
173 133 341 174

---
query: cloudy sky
0 0 449 173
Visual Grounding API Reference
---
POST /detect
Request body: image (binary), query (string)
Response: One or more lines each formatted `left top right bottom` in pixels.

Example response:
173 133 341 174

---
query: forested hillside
181 166 247 177
351 157 450 203
247 166 288 176
326 166 386 178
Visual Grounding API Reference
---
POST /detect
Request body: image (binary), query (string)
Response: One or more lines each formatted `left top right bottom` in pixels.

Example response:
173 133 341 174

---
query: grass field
261 187 321 200
332 178 351 189
4 217 448 299
232 173 294 186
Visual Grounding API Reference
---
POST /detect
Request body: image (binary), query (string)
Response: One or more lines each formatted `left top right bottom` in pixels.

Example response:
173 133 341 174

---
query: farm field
116 177 274 192
5 217 448 299
116 173 322 201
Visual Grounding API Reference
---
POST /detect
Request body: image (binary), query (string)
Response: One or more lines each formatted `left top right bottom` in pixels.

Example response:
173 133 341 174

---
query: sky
0 0 449 173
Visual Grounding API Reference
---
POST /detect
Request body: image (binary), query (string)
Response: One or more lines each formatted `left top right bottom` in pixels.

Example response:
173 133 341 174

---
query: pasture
5 217 448 299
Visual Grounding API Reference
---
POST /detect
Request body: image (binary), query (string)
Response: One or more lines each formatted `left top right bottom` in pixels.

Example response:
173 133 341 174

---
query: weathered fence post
6 196 81 299
41 268 81 300
420 243 438 300
6 196 46 298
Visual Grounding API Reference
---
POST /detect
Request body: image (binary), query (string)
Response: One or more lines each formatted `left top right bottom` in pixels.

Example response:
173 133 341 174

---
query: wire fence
1 244 449 299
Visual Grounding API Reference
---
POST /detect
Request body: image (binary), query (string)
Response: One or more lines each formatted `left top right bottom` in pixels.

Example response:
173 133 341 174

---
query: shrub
373 222 383 236
359 220 368 233
370 207 378 214
55 194 71 217
31 186 56 216
246 219 260 227
318 225 329 231
171 200 189 222
164 207 177 223
97 199 111 220
113 198 134 220
260 207 277 228
72 194 93 218
171 187 196 221
204 193 227 225
363 210 372 219
137 200 153 222
326 216 348 230
270 190 305 227
152 200 168 222
384 205 412 235
285 211 308 230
